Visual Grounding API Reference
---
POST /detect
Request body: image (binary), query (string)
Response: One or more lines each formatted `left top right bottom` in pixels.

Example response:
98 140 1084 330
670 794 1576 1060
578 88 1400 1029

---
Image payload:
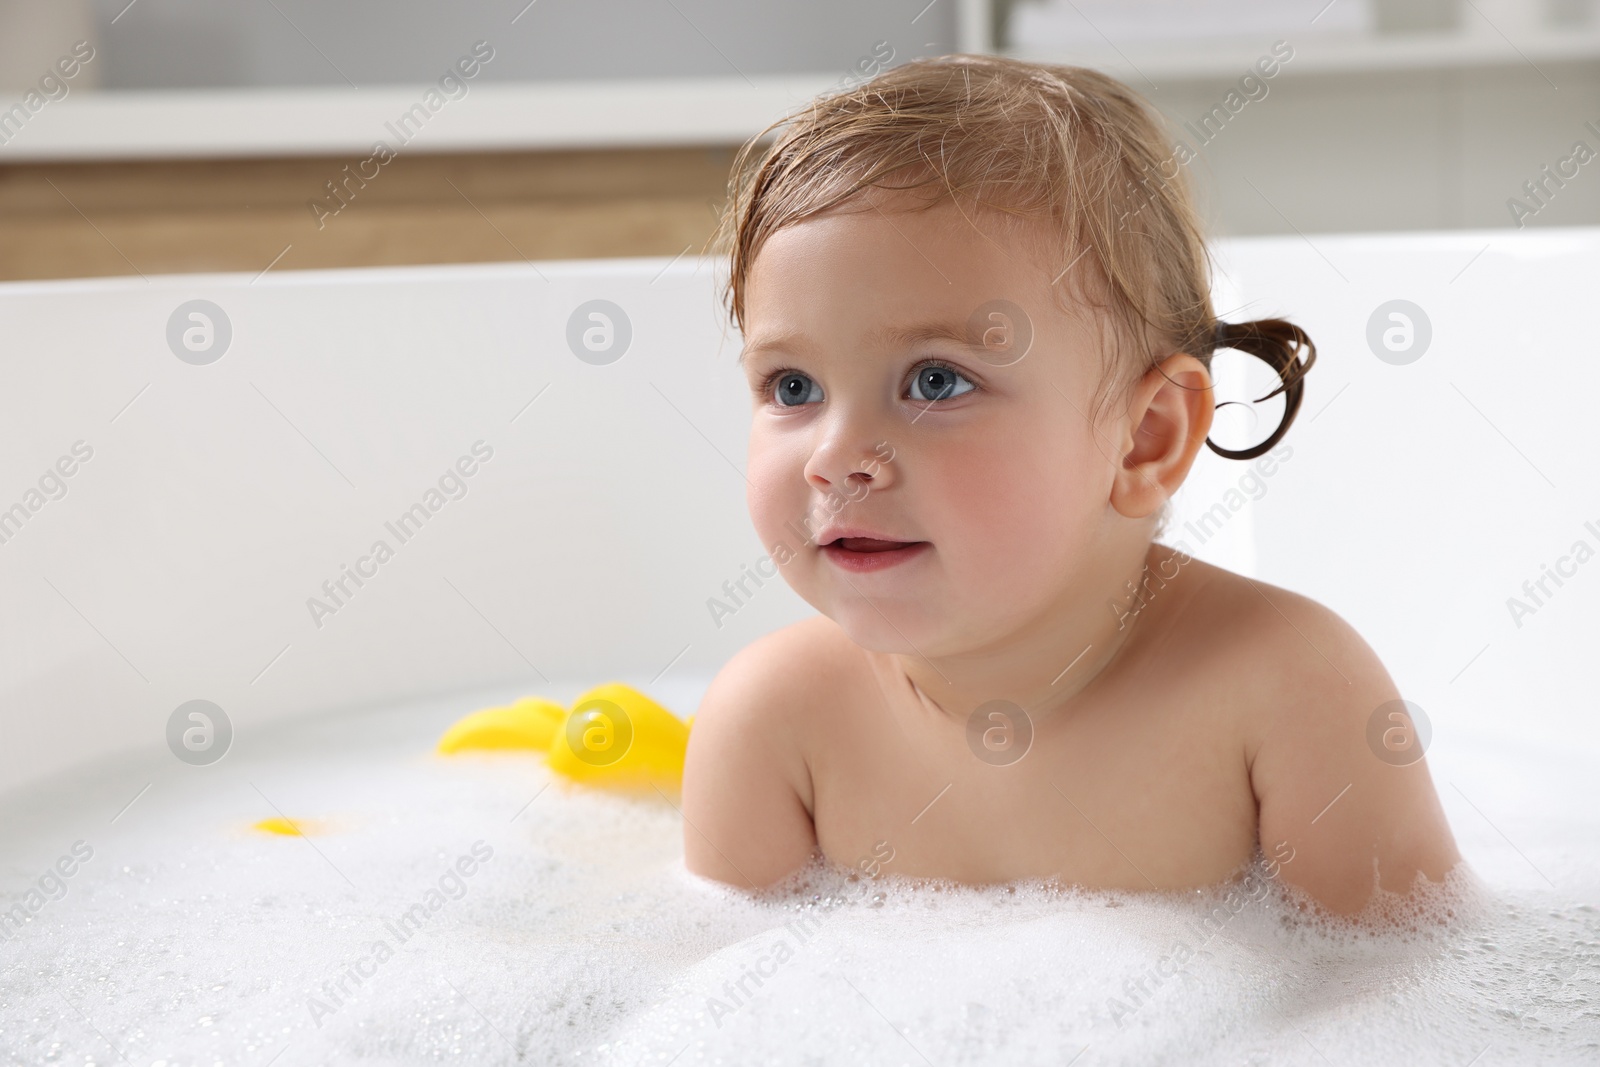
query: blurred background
1 0 1597 282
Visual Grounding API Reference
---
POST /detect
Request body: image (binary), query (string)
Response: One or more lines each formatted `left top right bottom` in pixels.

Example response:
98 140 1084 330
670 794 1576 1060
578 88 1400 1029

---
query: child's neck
892 538 1182 729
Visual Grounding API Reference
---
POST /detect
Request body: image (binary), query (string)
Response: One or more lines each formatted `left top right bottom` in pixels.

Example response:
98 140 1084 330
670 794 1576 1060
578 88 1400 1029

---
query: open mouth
820 537 930 572
830 537 919 552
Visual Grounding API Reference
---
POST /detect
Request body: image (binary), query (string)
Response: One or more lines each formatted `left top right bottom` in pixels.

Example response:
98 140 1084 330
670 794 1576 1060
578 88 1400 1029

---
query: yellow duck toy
436 682 694 793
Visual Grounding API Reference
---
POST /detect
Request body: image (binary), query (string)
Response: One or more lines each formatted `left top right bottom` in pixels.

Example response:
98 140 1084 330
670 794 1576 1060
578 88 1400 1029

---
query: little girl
681 54 1461 919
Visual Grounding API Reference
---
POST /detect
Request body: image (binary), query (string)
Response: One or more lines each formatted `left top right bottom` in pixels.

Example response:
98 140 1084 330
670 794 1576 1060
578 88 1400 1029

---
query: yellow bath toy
545 682 692 791
436 682 694 792
436 695 567 753
253 817 311 836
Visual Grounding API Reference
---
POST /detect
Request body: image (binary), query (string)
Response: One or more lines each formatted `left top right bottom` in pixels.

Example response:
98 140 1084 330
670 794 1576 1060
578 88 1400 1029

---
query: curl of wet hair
1205 318 1317 460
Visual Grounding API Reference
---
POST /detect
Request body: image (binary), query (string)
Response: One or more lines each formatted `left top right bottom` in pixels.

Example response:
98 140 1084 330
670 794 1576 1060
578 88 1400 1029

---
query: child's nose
803 432 897 496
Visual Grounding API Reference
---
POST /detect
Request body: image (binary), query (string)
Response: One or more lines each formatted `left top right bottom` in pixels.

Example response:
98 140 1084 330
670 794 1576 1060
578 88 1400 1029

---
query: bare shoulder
734 612 862 687
1171 556 1463 917
680 615 855 888
1166 557 1399 766
1168 557 1385 708
694 615 859 746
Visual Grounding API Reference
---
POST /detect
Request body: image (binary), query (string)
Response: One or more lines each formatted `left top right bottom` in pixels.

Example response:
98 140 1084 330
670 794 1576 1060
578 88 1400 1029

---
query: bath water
1 679 1596 1065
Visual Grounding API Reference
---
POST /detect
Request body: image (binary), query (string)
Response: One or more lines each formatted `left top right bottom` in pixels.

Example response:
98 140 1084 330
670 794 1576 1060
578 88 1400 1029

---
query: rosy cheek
927 426 1098 559
928 441 1025 541
746 436 803 545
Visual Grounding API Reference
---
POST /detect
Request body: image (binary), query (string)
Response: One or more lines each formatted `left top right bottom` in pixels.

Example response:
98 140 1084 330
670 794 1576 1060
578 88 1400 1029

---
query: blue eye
908 362 976 403
770 371 823 407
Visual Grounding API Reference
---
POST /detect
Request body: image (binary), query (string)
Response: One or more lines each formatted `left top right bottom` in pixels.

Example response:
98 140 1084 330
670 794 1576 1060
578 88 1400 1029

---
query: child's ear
1109 352 1213 520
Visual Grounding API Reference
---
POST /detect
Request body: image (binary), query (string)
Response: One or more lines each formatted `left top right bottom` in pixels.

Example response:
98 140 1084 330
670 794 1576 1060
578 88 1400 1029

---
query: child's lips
835 536 916 552
820 539 931 572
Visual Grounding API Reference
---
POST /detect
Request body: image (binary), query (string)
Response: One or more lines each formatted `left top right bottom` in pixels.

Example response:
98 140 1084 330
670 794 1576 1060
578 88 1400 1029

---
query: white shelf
5 25 1597 163
0 74 847 162
1006 28 1600 81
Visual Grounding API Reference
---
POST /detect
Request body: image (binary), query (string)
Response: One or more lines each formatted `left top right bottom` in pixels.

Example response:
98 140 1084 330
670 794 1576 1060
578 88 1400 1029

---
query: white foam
1 690 1596 1066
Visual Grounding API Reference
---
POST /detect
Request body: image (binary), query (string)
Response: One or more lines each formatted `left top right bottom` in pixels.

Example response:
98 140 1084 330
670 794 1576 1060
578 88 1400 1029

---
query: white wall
1212 227 1600 758
1 229 1596 795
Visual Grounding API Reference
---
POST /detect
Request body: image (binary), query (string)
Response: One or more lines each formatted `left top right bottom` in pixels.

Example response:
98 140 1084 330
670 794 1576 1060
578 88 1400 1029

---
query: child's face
740 192 1134 656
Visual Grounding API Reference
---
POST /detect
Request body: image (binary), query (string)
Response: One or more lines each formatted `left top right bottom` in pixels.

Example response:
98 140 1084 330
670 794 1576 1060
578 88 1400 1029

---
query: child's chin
826 600 946 657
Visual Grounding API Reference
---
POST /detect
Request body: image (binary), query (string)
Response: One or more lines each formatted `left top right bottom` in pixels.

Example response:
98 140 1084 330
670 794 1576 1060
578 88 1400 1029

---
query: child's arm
1247 591 1463 919
681 631 819 889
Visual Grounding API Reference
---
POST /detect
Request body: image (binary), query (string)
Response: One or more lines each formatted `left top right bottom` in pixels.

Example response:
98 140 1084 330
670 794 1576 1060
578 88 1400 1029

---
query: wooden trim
0 146 738 281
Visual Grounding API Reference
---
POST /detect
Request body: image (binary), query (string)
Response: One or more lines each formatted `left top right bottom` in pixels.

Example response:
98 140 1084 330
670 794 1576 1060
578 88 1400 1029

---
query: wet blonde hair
706 52 1315 461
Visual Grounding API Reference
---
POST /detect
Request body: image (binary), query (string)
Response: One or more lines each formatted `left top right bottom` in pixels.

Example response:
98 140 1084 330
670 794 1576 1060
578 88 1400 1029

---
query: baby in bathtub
681 55 1461 919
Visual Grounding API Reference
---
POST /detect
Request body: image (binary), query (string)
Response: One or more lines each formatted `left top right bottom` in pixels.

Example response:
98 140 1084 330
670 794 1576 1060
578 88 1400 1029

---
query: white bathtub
1 230 1597 1064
